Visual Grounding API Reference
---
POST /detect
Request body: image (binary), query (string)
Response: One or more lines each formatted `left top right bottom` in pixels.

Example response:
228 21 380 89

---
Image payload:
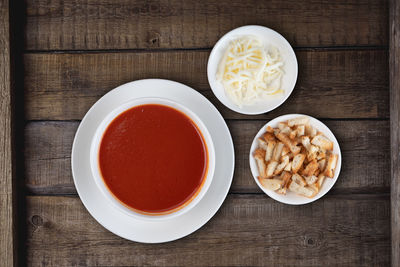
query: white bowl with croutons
249 114 341 205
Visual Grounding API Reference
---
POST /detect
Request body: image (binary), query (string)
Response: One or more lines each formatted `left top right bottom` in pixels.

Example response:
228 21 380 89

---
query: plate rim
71 79 235 243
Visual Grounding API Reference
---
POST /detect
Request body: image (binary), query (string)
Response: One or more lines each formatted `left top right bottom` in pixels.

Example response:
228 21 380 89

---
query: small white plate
71 79 235 243
207 25 298 115
249 114 342 205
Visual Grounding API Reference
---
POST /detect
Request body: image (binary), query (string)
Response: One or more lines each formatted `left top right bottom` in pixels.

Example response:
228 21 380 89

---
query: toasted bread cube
288 116 309 127
273 128 281 137
292 153 306 173
284 161 292 171
277 172 292 194
254 149 267 178
302 159 319 177
296 125 305 137
278 122 286 131
266 161 279 178
274 155 289 175
278 122 291 135
305 175 318 185
318 159 326 171
276 132 301 155
281 146 290 156
258 177 283 191
263 132 276 142
301 136 311 151
324 154 338 178
317 174 326 188
265 140 276 162
307 145 319 161
317 149 326 160
309 183 319 194
280 171 292 187
298 164 305 174
289 129 297 140
303 156 309 165
266 125 274 133
291 173 307 187
289 181 318 198
305 124 317 137
257 138 268 151
273 142 284 162
311 135 333 151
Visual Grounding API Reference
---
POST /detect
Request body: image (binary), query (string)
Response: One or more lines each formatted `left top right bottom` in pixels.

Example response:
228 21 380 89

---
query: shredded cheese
216 36 284 107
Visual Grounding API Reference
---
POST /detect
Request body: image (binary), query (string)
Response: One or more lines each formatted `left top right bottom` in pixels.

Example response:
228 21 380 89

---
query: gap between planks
22 45 389 54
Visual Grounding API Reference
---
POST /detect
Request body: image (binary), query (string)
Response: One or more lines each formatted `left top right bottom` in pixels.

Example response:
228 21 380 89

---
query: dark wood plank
0 0 16 266
24 120 390 195
26 194 390 266
24 49 389 120
25 0 388 50
390 0 400 265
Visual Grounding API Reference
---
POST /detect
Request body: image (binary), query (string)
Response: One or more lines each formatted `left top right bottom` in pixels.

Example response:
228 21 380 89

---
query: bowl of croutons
249 114 341 205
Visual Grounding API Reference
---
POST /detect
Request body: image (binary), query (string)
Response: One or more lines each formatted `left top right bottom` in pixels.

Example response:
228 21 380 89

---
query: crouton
301 136 311 151
284 161 292 172
254 149 267 178
258 177 283 191
266 161 278 178
281 146 290 156
291 153 306 173
302 160 319 177
296 125 305 137
316 149 326 160
263 132 276 142
274 155 289 175
289 129 297 140
305 124 317 137
324 154 338 178
273 142 284 161
291 173 306 187
307 145 319 161
288 116 309 127
311 135 334 151
317 174 326 189
276 132 301 155
265 140 276 162
304 175 318 185
257 138 268 151
277 171 292 194
318 159 326 171
289 181 318 198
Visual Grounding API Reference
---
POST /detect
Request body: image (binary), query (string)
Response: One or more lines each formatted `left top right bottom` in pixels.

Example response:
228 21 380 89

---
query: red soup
98 104 208 214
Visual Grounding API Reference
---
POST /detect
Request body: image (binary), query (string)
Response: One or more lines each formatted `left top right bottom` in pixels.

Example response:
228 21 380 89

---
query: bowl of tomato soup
90 97 215 220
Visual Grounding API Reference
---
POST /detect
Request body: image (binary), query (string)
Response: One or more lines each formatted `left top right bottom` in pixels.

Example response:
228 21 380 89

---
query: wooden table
1 0 400 266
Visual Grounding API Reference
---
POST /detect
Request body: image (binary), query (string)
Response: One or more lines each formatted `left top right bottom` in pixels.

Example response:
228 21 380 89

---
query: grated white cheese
216 36 284 107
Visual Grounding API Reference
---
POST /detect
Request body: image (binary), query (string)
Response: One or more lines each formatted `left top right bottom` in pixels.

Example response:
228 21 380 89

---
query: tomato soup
98 104 208 214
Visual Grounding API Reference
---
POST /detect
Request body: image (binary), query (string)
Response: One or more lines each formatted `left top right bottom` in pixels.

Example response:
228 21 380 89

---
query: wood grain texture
390 0 400 265
24 120 390 195
24 49 389 120
26 195 390 266
24 0 388 50
0 0 16 266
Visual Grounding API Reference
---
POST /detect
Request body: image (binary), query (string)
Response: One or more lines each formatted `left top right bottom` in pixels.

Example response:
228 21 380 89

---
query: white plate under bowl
207 25 298 115
249 114 342 205
71 79 235 243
